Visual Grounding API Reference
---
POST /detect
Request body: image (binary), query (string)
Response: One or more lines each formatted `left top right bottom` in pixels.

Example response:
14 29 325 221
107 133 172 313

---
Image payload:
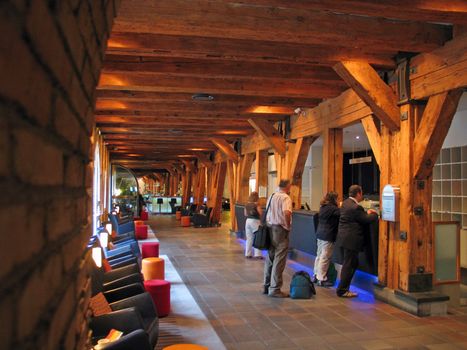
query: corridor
150 215 467 350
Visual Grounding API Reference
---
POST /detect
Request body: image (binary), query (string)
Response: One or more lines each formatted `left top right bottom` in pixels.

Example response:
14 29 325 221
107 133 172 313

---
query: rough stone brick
47 285 74 350
62 233 86 272
47 198 75 241
0 294 14 349
0 18 53 127
0 204 44 280
13 128 64 186
0 119 9 177
17 271 52 339
68 71 91 124
64 156 84 188
26 0 75 92
54 97 82 147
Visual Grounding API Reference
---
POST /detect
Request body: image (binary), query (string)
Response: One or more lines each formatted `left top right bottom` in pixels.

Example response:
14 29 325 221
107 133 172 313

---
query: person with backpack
263 179 293 298
313 191 340 287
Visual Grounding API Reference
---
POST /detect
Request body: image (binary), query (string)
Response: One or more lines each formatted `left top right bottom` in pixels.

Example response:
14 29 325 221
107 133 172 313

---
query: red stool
181 216 191 227
141 242 160 258
141 211 149 221
135 225 148 239
134 220 144 226
144 280 171 317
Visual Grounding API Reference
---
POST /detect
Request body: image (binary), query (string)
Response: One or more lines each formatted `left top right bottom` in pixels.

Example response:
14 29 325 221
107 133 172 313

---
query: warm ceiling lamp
107 39 131 48
247 106 295 114
217 130 249 135
95 100 128 110
98 73 127 87
189 148 209 151
178 155 195 158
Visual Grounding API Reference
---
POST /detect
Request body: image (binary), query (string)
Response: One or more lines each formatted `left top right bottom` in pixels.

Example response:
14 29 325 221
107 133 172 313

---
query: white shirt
349 196 359 205
266 190 293 230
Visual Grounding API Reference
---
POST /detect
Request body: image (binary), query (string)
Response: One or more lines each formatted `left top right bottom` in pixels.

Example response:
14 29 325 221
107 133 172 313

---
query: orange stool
163 345 208 350
134 220 144 226
175 211 182 220
142 257 165 280
181 216 191 227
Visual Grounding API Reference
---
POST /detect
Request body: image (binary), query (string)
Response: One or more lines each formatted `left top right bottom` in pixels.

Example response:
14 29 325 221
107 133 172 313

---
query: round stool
134 220 144 226
175 211 182 220
142 257 165 280
163 345 208 350
144 280 171 317
181 216 191 227
141 242 160 258
140 211 149 221
135 225 148 240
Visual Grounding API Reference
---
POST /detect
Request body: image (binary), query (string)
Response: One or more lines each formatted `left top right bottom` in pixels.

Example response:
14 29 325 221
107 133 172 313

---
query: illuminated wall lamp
99 231 109 249
105 223 113 236
92 247 102 268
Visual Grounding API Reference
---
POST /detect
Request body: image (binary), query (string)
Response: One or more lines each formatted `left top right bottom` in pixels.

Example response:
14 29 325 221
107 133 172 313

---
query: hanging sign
349 156 372 165
381 184 400 222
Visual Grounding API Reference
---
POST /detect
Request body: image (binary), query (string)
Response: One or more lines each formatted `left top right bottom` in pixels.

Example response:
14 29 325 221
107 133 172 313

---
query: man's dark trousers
336 248 359 296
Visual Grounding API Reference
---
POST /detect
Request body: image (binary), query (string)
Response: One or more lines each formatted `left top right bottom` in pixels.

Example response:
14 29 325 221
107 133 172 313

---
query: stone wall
0 0 119 348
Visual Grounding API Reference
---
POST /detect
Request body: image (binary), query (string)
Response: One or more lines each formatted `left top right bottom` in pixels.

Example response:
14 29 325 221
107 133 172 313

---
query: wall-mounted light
105 223 112 236
92 247 102 268
99 231 109 249
355 136 360 140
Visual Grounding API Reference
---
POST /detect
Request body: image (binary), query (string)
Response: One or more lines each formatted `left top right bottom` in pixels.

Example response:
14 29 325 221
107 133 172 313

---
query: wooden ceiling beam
96 90 321 107
107 32 396 68
113 0 450 52
247 118 286 156
102 55 342 81
228 0 467 26
210 138 239 163
333 61 400 131
97 72 346 99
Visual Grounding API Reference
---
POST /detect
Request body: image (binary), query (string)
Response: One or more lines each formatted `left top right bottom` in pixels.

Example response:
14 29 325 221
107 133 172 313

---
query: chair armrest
103 274 143 292
109 257 138 269
104 264 140 282
90 308 144 337
99 329 151 350
104 283 145 303
110 292 157 320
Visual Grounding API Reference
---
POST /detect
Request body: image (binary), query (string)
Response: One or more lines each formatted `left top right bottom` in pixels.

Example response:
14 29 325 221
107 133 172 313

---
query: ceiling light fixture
192 93 214 101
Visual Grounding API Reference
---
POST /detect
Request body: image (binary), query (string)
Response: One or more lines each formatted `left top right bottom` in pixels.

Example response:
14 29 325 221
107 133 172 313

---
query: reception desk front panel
235 205 379 275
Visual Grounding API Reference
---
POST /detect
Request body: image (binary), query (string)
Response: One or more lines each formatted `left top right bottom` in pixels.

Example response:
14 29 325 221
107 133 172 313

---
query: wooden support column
194 166 206 205
236 153 255 204
207 162 227 224
322 128 343 200
227 160 238 231
255 149 269 205
289 137 316 209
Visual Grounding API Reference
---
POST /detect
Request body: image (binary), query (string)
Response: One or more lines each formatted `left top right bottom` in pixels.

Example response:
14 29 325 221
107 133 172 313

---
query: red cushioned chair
141 211 149 221
144 280 171 317
141 242 160 258
135 225 148 240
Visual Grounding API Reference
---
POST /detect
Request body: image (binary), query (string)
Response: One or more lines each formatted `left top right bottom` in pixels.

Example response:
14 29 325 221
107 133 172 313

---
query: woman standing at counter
314 191 340 287
244 192 264 259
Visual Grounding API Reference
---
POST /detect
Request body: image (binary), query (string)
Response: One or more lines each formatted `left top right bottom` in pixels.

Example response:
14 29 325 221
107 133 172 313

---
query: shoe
268 291 289 298
245 256 253 259
317 280 334 288
338 291 358 298
254 256 264 260
262 285 269 295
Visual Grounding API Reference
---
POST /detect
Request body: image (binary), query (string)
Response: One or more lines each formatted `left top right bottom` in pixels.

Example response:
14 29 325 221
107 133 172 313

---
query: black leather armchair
90 293 159 348
97 329 151 350
192 207 213 227
181 204 197 216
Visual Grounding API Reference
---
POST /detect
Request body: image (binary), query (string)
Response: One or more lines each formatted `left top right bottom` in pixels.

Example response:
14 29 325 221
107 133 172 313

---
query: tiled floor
148 214 467 350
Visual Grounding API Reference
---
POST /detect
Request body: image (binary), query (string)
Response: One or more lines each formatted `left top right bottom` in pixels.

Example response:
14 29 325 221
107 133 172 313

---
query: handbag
252 193 275 250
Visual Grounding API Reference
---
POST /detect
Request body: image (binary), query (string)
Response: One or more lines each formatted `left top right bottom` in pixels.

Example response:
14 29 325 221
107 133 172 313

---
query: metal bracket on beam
400 111 408 121
414 206 424 216
396 58 411 105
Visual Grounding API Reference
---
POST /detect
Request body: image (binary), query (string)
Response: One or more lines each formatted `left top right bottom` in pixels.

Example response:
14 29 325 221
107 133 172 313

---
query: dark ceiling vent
192 93 214 101
168 129 183 135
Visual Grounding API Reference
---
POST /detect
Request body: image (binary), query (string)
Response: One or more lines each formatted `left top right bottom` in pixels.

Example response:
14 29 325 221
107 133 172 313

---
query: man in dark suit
336 185 378 298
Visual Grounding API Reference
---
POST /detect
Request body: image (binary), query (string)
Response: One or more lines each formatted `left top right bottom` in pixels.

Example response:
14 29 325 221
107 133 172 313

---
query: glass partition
433 221 460 284
111 165 139 217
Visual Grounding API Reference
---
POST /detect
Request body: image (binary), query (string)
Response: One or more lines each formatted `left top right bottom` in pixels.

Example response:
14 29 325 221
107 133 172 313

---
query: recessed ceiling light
355 136 360 140
192 93 214 101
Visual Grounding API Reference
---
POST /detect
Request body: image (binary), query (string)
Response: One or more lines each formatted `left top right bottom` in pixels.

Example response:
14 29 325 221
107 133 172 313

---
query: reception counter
235 204 379 276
